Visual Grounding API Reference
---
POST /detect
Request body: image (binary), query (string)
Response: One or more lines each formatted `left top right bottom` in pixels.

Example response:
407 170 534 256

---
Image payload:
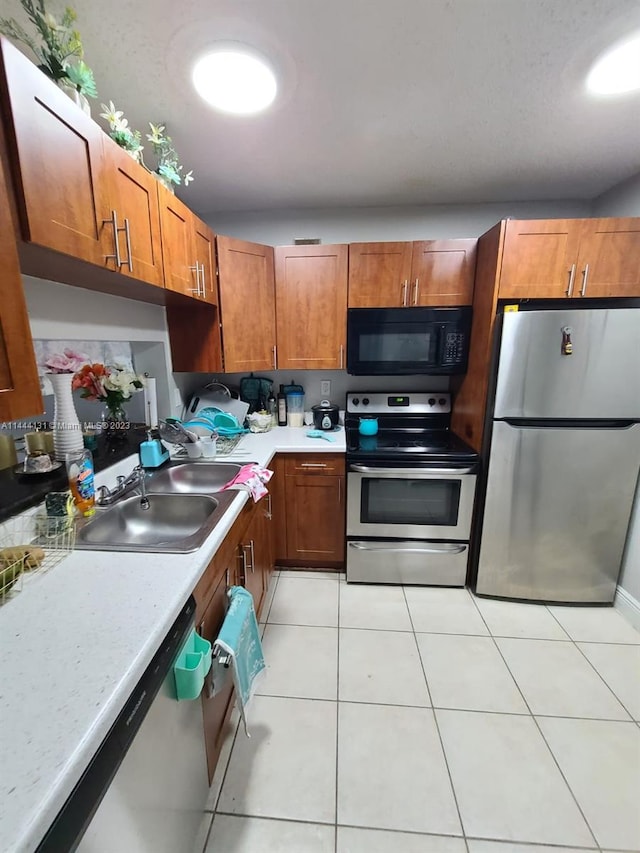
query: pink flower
43 348 88 374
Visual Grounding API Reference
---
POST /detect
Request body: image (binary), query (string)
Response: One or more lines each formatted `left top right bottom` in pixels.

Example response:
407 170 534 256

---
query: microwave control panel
440 330 467 365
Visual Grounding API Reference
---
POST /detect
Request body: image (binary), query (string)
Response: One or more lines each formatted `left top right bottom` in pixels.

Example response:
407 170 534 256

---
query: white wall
207 199 592 245
21 276 178 422
592 171 640 217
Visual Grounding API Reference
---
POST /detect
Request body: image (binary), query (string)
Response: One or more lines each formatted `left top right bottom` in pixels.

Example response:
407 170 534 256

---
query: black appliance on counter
346 306 472 375
345 392 479 586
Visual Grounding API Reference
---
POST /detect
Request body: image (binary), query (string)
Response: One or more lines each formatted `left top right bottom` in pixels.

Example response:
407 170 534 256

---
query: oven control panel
346 392 451 414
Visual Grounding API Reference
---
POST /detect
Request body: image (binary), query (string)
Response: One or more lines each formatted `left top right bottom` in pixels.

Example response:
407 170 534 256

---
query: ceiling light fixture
192 47 277 114
586 32 640 95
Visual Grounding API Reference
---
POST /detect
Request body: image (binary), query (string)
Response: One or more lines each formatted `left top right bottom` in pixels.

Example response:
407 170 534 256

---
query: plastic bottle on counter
267 390 277 427
65 448 96 517
277 386 287 426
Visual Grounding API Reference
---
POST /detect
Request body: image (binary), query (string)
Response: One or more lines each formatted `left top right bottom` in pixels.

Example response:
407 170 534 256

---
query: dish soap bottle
267 390 277 427
66 448 96 517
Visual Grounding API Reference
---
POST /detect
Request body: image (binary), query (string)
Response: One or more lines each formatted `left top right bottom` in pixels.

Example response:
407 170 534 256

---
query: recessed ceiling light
586 32 640 95
192 48 277 114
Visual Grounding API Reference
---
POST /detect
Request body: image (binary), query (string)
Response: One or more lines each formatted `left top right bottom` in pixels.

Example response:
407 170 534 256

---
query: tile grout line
334 579 340 853
402 585 470 853
570 641 638 723
466 589 602 850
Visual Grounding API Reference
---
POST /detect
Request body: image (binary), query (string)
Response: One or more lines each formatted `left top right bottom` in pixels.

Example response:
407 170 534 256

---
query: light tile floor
200 572 640 853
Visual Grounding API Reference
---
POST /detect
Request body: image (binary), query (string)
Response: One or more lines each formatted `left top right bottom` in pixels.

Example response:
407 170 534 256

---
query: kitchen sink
145 461 246 494
75 490 239 553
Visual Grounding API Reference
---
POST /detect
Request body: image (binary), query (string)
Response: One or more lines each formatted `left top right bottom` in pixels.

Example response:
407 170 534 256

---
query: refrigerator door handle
501 419 638 430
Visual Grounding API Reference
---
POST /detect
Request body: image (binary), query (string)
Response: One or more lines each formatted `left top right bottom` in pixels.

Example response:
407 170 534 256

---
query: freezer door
476 421 640 602
494 308 640 419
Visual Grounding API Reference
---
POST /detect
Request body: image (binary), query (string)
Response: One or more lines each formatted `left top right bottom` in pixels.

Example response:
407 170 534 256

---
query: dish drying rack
0 513 75 606
171 433 245 458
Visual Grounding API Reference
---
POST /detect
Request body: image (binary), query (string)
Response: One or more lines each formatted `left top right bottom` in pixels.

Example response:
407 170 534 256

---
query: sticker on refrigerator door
504 304 519 312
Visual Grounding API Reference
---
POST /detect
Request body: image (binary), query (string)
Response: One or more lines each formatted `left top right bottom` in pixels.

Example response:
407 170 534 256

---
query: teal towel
215 586 265 736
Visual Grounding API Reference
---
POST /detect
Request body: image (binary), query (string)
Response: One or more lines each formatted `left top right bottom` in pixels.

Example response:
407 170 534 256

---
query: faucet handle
96 485 111 505
116 475 126 487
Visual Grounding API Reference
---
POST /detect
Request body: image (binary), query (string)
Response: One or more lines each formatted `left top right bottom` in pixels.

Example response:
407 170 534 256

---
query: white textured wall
207 199 592 245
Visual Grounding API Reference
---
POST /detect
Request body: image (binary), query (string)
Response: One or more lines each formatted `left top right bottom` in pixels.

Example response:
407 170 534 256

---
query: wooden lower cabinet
192 490 276 782
273 453 345 566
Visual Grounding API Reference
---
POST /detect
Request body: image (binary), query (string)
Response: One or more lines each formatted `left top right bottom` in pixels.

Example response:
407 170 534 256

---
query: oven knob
439 398 446 406
352 398 360 406
428 398 436 406
362 398 370 406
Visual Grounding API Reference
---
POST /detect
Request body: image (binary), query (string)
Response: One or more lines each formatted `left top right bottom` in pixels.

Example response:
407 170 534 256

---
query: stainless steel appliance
476 307 640 603
347 306 472 375
39 598 210 853
345 392 479 585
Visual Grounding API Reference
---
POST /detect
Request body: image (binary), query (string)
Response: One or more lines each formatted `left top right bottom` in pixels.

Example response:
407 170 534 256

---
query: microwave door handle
349 464 476 475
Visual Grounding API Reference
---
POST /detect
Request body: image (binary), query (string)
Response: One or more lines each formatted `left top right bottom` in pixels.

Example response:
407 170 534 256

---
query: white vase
50 373 84 461
57 82 91 117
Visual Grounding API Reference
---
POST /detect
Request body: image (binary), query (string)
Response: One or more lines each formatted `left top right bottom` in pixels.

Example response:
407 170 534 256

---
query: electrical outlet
320 380 331 397
173 388 183 409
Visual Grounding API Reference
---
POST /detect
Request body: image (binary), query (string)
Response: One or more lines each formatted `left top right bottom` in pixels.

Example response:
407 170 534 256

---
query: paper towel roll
144 378 158 428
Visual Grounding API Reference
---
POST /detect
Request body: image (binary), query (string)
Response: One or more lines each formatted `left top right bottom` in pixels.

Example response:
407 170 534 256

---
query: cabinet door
498 220 581 299
270 455 287 565
217 236 277 372
348 242 413 307
0 149 43 421
158 185 198 297
240 510 265 617
285 474 345 562
198 570 235 783
275 244 348 369
0 37 108 265
193 217 218 305
102 137 164 287
411 239 477 305
576 218 640 298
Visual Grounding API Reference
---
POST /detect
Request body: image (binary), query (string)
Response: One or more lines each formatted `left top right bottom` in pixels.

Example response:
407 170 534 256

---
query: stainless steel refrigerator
476 307 640 603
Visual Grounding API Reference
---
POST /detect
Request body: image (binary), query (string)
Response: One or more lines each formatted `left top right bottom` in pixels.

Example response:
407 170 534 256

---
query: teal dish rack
173 628 212 701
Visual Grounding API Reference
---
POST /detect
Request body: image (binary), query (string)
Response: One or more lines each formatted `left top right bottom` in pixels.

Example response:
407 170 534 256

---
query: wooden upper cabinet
0 140 43 421
0 37 107 266
411 239 477 305
348 241 413 307
498 220 580 299
498 218 640 299
577 218 640 298
158 186 198 297
193 218 217 305
102 136 164 287
347 239 476 307
275 244 348 369
217 236 276 372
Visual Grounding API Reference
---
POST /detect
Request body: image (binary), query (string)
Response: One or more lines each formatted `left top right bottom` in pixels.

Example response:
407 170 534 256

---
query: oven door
347 463 477 539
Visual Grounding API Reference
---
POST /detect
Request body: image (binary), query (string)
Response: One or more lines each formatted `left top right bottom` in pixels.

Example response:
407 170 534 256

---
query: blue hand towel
214 586 265 736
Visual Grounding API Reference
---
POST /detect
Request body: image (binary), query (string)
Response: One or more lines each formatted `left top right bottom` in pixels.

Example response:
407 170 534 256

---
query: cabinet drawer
284 454 345 476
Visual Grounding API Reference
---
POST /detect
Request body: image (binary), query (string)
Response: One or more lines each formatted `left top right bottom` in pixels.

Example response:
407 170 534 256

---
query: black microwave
347 306 472 375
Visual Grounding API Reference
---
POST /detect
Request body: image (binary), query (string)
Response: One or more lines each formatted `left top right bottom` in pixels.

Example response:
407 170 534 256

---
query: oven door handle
349 464 476 475
348 542 467 555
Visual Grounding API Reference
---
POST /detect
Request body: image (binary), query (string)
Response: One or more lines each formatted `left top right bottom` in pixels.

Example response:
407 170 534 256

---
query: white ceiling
2 0 640 216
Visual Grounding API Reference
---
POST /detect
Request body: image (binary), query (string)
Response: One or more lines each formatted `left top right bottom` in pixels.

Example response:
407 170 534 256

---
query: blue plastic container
358 417 379 436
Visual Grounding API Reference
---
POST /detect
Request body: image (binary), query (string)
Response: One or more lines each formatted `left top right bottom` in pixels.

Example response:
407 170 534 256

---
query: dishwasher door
38 598 209 853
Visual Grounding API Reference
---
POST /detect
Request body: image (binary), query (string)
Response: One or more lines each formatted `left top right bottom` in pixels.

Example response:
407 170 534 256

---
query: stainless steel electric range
345 392 480 585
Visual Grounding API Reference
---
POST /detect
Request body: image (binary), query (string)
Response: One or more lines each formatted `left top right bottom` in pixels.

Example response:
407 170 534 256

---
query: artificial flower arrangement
99 101 144 160
72 362 144 423
146 122 194 188
0 0 97 99
42 347 87 374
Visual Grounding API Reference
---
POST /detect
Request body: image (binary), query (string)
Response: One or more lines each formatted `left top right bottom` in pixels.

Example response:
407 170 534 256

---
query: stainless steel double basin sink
75 462 248 553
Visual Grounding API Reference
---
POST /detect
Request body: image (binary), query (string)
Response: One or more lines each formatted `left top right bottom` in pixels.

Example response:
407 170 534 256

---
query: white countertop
0 427 345 853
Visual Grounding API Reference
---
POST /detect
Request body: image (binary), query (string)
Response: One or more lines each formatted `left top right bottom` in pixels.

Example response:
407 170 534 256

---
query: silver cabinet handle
338 477 341 504
123 218 133 272
339 344 344 369
198 261 206 296
348 542 466 555
301 462 328 468
249 539 255 573
265 493 273 520
350 464 475 475
401 280 408 306
272 345 277 369
580 263 589 296
240 545 248 582
413 277 419 305
189 261 202 297
103 210 122 267
565 264 576 297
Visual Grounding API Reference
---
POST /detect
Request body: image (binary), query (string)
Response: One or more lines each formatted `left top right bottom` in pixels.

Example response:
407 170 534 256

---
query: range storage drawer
284 454 345 476
346 539 468 586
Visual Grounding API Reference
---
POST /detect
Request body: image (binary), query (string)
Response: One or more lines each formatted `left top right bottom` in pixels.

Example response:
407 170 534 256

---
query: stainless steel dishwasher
37 597 210 853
